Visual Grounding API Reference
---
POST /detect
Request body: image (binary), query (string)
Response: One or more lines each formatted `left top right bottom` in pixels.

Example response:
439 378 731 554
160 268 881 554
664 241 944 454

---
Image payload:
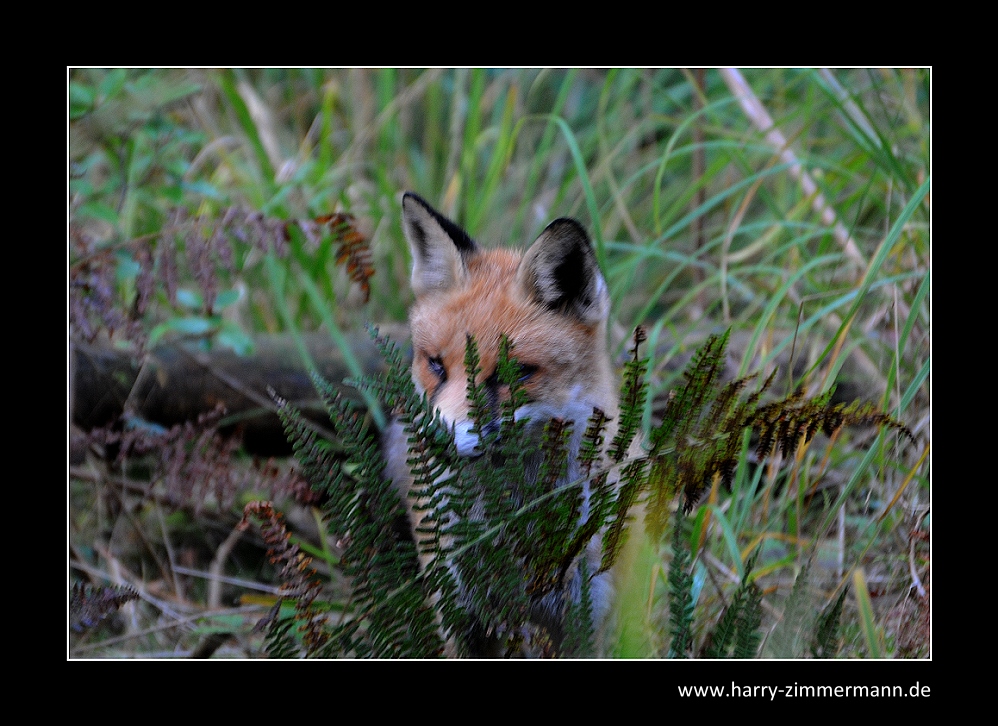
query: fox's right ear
401 192 478 297
519 218 609 325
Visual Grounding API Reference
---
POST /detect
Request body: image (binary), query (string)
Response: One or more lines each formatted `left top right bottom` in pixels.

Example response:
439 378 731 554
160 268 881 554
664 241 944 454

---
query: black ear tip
544 217 592 243
547 217 587 231
400 192 478 255
402 191 428 209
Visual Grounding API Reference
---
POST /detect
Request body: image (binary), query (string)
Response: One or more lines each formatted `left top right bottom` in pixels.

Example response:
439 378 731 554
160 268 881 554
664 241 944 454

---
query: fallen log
70 325 409 456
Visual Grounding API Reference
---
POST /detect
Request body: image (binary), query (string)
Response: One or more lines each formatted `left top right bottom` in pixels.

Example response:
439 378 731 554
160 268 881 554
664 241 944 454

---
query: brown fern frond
778 412 798 459
831 401 916 446
755 416 784 461
706 375 753 433
646 329 917 517
85 404 284 513
317 213 375 303
69 245 145 347
748 391 915 464
240 501 329 654
70 582 140 632
161 414 242 513
278 212 374 302
251 458 321 508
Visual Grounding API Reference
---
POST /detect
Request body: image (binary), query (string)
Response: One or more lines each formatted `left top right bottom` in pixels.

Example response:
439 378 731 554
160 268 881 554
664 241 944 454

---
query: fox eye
427 355 447 382
517 363 538 383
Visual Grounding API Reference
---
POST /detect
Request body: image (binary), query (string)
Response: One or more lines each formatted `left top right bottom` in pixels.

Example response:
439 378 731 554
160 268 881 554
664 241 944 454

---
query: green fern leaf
766 561 813 658
811 585 848 658
667 510 694 658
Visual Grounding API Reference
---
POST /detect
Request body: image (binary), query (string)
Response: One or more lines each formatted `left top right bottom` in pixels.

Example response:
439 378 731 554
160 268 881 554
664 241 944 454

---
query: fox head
401 192 616 456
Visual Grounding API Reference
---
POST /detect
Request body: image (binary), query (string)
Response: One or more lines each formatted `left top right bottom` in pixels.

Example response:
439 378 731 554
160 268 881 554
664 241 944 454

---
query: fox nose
453 419 501 457
453 421 483 457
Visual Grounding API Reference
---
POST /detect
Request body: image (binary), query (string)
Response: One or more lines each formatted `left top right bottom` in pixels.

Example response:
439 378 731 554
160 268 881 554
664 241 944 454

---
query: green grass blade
852 568 883 658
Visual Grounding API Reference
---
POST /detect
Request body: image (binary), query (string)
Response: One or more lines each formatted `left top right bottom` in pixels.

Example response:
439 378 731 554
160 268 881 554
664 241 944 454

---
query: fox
383 192 623 656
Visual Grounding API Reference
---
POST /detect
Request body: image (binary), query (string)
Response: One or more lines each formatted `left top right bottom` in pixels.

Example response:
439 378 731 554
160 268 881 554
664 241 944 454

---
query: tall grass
69 68 930 657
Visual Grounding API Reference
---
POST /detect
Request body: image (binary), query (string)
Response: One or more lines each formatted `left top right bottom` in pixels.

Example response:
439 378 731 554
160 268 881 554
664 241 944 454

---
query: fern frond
751 388 915 463
600 457 648 573
667 510 694 658
704 548 760 658
524 418 578 593
463 333 489 441
578 407 609 479
260 603 300 659
642 325 916 522
645 455 679 540
562 555 596 657
651 329 730 453
497 334 530 429
811 585 848 658
734 581 763 658
609 327 648 463
267 318 915 659
704 593 741 658
272 363 444 657
240 500 329 656
70 583 140 632
766 561 813 658
302 212 374 302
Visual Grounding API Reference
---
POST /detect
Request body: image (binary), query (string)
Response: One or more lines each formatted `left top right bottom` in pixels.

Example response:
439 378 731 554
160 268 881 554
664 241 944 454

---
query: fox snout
438 379 521 457
452 419 485 457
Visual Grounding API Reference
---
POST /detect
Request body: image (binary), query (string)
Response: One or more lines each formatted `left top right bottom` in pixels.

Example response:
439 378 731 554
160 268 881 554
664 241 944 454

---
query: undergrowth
252 326 914 658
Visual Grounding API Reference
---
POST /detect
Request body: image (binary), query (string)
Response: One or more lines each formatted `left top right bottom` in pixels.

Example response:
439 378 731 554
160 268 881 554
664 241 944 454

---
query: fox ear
519 218 609 324
401 192 478 297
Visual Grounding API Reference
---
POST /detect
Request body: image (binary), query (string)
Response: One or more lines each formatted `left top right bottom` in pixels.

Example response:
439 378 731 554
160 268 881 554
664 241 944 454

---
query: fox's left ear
518 218 609 324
